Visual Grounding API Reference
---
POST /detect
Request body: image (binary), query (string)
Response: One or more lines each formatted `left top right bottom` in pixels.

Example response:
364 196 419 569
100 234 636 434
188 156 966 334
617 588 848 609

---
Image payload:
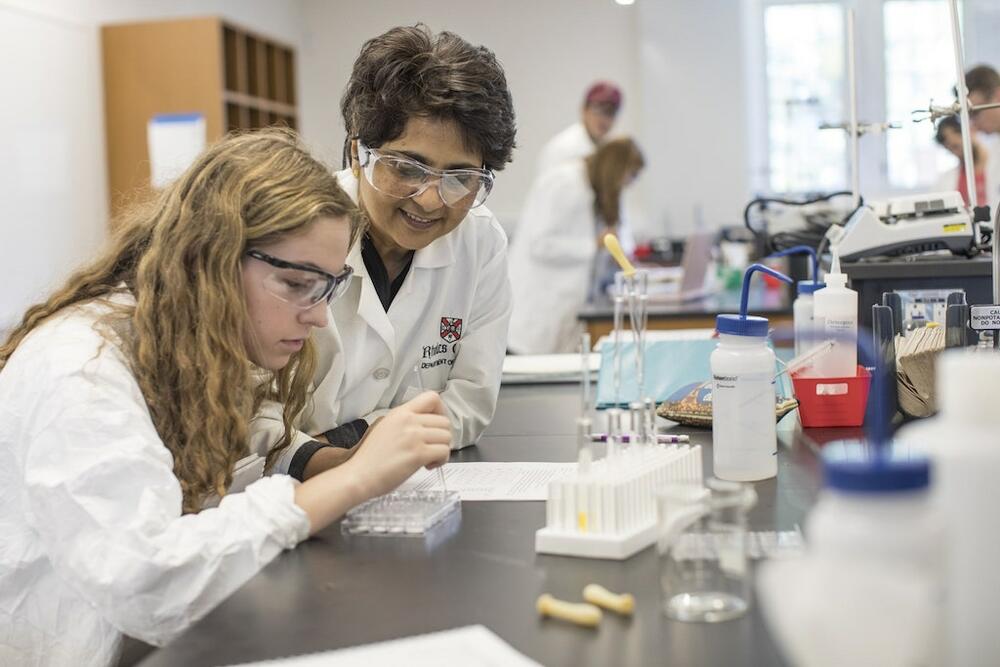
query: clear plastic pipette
413 363 448 496
772 339 836 381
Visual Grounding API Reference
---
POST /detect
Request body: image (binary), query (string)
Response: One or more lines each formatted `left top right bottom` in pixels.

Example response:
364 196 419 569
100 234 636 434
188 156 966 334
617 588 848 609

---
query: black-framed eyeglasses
357 142 494 208
246 249 353 308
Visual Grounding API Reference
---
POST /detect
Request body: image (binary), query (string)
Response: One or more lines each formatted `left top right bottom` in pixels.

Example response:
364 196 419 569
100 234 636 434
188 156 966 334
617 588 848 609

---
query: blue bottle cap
716 314 770 337
797 280 825 295
716 263 793 337
821 442 930 493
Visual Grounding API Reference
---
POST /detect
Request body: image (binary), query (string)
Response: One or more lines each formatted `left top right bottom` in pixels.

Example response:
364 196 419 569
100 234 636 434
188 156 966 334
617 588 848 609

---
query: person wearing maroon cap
536 81 623 177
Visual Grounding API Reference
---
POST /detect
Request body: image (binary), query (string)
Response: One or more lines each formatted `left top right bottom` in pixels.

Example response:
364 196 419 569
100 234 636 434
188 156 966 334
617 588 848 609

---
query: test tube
580 332 592 417
628 270 650 403
644 398 657 447
413 363 448 496
629 401 644 446
606 408 623 463
612 272 626 407
578 333 593 474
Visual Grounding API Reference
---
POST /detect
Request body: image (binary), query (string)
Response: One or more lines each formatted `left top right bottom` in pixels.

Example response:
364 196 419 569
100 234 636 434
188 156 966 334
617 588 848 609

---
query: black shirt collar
361 233 414 312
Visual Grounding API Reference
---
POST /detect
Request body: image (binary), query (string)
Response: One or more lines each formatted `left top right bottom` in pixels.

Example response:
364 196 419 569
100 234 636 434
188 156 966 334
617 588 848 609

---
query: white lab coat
253 169 512 460
536 121 595 177
507 161 601 354
0 298 310 667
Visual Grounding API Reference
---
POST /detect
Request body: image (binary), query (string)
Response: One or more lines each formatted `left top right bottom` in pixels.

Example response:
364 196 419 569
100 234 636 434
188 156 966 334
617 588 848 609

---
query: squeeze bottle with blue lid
895 350 1000 665
712 264 793 482
767 245 826 361
812 247 858 378
757 445 944 667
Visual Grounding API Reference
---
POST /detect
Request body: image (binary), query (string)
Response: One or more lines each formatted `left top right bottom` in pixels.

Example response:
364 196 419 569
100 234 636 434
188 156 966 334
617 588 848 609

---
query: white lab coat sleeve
440 220 512 448
522 168 594 265
21 339 310 647
361 409 391 426
249 399 316 475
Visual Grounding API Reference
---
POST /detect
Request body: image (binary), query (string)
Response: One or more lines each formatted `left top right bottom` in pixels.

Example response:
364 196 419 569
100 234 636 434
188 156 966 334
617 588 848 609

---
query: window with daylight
763 3 847 194
884 0 962 189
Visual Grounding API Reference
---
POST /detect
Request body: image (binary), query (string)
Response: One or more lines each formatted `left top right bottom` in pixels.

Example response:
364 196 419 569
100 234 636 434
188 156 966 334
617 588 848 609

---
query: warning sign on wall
970 305 1000 331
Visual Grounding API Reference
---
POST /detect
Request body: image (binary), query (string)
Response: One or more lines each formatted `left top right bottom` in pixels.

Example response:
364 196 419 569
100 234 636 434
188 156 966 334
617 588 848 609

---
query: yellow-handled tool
583 584 635 616
603 233 635 277
536 594 602 627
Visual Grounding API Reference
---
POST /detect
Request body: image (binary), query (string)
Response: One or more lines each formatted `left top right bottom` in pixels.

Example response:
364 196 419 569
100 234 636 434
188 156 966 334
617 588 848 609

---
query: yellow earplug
603 233 635 277
536 594 602 627
583 584 635 616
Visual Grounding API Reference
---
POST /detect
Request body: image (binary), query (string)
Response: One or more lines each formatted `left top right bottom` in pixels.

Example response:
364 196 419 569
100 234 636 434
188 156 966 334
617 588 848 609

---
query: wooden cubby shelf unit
103 16 298 217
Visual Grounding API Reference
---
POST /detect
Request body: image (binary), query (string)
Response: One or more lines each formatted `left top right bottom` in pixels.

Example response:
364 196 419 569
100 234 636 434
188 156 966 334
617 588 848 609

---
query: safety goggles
246 249 353 308
357 142 494 208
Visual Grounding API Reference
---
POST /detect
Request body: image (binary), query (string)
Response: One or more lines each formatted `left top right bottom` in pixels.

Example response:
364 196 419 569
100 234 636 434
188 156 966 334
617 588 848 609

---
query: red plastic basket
791 365 871 428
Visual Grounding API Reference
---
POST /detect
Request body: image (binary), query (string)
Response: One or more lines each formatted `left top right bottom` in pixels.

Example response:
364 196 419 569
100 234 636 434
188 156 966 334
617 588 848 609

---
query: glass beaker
656 478 757 622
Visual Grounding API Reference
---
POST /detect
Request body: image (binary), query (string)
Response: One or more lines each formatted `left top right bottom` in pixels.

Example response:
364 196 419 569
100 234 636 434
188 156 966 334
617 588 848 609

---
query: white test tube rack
534 444 704 560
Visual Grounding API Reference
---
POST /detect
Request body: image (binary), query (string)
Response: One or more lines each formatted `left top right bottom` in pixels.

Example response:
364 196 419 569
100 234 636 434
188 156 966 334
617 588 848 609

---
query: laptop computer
644 230 715 302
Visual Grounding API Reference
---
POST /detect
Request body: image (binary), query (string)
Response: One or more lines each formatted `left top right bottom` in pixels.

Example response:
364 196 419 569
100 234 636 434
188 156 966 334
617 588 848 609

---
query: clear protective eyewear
246 249 353 308
357 142 494 208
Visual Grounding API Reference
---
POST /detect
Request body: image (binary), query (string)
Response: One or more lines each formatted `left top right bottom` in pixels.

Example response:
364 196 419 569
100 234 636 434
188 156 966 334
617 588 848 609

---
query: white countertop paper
228 625 542 666
397 462 575 501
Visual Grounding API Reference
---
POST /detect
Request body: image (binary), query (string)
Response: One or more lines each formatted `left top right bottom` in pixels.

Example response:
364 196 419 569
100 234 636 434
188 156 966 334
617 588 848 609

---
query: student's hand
343 391 452 501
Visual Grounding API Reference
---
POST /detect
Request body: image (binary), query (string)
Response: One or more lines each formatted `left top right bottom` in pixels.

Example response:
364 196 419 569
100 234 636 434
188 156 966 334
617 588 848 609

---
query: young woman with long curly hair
0 130 451 666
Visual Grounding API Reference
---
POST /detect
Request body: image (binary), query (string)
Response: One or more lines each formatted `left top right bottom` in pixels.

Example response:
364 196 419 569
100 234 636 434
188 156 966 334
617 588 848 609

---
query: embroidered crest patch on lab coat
440 317 463 343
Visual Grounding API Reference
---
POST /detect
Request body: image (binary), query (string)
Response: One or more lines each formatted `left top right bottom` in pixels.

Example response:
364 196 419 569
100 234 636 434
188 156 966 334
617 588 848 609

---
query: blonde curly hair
0 129 364 512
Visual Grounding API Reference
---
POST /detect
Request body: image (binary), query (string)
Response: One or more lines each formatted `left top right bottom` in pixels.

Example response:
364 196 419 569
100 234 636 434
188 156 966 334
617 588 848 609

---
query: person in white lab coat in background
507 137 645 355
251 25 517 475
536 81 623 177
0 131 452 667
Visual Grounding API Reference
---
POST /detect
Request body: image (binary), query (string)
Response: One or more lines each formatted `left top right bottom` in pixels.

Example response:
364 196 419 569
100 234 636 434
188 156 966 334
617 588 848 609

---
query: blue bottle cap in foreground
822 442 930 493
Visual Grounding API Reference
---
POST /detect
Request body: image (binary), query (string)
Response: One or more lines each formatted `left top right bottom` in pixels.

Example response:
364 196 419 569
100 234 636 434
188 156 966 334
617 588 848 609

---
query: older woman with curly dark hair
252 25 518 477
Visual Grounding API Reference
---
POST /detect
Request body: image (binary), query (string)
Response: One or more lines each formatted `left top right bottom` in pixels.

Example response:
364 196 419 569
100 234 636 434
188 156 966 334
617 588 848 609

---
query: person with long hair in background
507 137 645 354
0 130 451 667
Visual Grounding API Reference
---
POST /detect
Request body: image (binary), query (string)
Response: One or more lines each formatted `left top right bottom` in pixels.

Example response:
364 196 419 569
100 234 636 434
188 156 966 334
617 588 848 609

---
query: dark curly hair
966 64 1000 100
340 24 517 172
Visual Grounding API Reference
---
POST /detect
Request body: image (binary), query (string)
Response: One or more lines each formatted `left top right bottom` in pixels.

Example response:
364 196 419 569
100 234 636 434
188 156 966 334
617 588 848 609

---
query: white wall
0 0 306 331
636 1 750 235
2 0 652 331
298 0 642 234
1 2 107 331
